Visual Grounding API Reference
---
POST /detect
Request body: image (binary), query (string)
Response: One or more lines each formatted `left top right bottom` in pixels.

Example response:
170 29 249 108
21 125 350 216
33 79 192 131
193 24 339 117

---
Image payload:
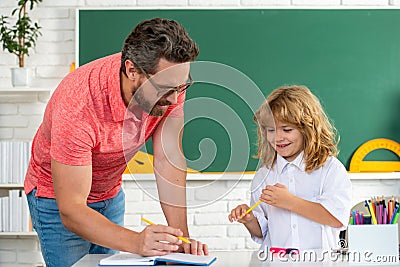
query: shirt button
290 178 294 183
292 224 297 229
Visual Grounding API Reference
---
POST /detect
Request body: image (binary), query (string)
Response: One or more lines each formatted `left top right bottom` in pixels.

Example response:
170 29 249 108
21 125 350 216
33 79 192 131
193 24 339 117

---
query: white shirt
250 152 352 250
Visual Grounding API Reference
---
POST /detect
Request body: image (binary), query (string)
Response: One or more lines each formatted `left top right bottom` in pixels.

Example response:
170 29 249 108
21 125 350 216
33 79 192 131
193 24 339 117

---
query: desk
72 251 259 267
72 250 400 266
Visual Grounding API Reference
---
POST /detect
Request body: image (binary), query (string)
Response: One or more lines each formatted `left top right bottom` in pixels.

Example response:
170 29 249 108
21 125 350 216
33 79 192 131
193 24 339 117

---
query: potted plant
0 0 43 87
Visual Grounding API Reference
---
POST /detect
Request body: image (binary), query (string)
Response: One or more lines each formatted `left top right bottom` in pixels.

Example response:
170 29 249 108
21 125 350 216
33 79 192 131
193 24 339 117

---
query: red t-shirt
24 53 184 203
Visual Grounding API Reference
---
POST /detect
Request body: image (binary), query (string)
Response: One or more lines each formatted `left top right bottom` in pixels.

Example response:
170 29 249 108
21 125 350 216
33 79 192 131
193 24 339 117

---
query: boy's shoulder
257 164 271 173
253 165 273 181
322 156 347 172
325 155 343 165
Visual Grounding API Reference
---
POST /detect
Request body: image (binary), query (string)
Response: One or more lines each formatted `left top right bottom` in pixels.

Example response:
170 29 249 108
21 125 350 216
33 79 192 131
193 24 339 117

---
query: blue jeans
27 188 125 267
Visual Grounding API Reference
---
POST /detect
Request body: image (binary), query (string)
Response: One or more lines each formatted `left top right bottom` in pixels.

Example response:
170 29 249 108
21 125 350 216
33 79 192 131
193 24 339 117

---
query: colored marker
354 211 359 225
388 200 393 224
392 209 400 224
378 201 382 224
390 202 399 224
383 201 387 224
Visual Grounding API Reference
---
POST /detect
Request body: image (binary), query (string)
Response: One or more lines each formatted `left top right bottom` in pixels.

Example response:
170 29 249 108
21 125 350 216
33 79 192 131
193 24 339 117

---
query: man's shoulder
80 52 121 68
57 52 121 94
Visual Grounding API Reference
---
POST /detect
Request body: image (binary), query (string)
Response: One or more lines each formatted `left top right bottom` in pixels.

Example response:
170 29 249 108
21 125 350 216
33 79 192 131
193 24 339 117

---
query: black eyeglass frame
138 67 194 97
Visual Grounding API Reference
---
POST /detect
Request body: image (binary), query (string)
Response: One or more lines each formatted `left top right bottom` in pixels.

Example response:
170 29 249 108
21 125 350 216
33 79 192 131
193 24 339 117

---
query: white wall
123 179 256 250
1 0 400 266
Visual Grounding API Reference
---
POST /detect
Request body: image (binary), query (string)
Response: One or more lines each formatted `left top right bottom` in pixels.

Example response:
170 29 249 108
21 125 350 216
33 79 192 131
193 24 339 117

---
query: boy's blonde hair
254 85 339 173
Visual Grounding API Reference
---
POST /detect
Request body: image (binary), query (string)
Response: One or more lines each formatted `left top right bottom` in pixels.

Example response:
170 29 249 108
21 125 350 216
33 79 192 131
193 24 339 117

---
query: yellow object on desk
141 218 191 244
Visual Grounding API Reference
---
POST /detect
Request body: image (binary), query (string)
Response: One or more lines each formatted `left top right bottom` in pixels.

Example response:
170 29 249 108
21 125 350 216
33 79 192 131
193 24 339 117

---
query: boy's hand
260 183 295 210
228 204 256 224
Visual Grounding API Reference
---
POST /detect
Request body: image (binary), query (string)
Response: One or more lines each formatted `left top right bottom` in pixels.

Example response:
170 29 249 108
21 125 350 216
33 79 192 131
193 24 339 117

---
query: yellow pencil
141 217 191 244
368 201 378 225
239 200 262 219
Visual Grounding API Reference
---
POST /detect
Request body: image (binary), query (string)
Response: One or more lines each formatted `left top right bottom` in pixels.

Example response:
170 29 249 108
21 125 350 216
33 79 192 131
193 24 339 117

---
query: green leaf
0 0 41 65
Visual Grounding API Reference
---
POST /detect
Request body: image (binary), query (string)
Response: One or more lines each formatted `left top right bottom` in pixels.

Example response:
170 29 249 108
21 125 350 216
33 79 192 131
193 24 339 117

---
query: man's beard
133 88 171 117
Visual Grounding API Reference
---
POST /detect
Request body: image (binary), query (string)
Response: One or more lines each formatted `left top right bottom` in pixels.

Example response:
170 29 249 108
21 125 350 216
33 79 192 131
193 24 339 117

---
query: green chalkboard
78 9 400 172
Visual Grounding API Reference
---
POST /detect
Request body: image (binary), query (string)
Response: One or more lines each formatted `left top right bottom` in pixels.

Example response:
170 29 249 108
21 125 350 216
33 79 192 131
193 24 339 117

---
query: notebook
98 252 217 266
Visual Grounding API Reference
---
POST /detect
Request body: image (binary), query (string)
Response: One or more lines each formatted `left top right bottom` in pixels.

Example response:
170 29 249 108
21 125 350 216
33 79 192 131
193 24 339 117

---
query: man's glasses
139 67 193 97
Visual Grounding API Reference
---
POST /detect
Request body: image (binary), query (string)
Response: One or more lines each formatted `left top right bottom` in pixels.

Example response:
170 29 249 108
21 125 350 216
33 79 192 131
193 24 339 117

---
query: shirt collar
276 151 305 174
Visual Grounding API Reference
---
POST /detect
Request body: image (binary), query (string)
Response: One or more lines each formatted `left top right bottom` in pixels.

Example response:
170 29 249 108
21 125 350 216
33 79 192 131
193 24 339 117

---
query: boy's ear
124 60 138 80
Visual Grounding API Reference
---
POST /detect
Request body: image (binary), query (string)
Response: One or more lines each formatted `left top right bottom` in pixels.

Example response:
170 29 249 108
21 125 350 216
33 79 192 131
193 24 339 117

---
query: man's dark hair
121 18 199 75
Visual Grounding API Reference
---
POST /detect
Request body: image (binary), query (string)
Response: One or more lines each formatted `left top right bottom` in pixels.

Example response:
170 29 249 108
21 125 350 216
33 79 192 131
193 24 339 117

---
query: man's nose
165 91 178 105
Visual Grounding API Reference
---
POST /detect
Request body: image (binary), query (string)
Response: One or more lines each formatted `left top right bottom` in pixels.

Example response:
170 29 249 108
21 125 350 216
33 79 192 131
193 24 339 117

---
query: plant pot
11 67 30 87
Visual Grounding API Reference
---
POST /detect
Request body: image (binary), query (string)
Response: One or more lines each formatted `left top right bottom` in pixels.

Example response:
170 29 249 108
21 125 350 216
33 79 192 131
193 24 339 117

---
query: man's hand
181 238 209 256
136 225 183 256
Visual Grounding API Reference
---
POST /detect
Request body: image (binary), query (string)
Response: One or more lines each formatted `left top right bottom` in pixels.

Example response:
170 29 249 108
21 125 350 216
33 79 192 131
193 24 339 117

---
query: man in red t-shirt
24 18 207 267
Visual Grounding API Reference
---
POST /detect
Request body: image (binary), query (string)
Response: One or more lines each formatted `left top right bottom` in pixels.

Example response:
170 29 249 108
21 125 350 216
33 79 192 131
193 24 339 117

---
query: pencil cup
347 224 399 264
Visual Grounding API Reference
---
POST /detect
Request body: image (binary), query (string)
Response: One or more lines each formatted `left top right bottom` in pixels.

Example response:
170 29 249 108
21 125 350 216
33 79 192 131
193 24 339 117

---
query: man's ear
124 60 137 80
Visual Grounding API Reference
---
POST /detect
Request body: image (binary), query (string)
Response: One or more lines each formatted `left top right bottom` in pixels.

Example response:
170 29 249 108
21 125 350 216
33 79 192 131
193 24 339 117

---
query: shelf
0 80 58 93
0 184 24 189
0 86 52 93
0 184 24 197
122 173 255 181
0 232 37 238
123 172 400 181
348 172 400 180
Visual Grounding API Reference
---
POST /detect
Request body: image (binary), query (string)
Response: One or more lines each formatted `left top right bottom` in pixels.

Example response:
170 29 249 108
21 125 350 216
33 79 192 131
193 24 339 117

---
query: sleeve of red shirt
49 83 97 166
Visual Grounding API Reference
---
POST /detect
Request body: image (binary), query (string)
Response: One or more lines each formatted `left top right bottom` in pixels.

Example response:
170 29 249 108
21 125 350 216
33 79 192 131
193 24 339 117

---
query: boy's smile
266 120 304 162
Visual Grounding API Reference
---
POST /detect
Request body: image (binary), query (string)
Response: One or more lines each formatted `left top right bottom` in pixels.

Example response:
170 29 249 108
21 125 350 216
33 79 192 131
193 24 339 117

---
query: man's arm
153 116 209 255
52 159 183 256
152 116 188 235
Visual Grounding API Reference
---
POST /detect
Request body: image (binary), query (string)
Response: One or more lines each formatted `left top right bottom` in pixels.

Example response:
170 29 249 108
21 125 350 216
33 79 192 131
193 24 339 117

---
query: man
24 18 208 267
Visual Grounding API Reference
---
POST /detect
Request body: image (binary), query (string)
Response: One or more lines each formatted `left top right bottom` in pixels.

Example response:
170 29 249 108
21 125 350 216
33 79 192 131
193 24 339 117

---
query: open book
98 252 217 266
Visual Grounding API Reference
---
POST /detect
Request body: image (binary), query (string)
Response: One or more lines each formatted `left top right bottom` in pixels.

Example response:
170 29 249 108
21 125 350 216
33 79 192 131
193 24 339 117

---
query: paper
98 252 217 266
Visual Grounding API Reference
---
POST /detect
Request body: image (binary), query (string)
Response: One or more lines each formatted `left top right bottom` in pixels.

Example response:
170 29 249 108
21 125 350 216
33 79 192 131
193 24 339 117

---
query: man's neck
120 71 133 107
